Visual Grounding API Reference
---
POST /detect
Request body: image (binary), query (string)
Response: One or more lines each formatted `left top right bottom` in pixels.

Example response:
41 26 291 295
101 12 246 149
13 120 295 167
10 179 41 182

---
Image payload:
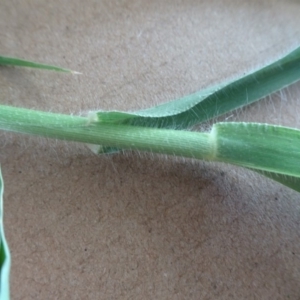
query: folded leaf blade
96 46 300 129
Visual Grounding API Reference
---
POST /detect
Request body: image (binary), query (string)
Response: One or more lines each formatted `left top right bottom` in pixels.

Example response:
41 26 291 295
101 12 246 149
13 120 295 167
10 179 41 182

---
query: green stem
0 105 213 159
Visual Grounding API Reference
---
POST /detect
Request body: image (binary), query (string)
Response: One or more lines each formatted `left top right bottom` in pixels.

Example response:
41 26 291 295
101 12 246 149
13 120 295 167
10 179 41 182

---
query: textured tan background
1 0 300 299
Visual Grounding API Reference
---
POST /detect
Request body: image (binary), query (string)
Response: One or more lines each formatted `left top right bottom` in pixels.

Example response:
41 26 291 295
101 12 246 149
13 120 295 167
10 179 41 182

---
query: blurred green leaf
252 170 300 193
0 168 10 300
0 55 78 73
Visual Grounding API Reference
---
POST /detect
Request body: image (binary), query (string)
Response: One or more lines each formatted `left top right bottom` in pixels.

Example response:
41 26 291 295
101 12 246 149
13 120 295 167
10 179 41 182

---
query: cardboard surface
1 0 300 299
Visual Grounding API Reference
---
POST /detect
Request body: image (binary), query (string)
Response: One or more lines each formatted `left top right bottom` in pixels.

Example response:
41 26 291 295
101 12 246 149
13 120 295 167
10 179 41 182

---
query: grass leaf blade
0 168 10 300
95 46 300 129
0 55 77 73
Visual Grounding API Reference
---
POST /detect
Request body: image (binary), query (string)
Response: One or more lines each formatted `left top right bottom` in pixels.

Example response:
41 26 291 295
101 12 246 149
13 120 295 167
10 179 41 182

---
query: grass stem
0 105 213 160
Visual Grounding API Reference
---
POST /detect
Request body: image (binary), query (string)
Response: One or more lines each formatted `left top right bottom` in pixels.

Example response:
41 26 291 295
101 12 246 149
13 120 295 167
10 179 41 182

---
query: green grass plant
1 48 300 298
1 49 300 192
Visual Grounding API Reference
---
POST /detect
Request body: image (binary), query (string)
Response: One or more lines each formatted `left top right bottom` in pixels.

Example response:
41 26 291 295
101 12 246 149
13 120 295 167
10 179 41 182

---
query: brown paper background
1 0 300 299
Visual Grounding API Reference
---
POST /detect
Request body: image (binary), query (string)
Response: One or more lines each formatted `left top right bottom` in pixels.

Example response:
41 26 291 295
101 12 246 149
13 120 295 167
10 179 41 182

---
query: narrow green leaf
0 168 10 300
95 46 300 129
0 55 78 73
